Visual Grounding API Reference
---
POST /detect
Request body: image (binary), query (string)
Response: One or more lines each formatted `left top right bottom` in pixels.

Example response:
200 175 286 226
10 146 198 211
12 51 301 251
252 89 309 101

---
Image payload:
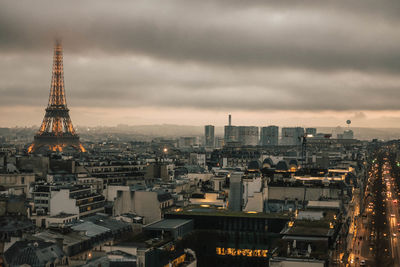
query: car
360 259 366 265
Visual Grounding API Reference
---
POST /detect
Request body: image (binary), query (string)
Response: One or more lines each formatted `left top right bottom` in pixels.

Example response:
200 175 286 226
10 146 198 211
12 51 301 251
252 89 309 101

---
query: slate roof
71 221 109 237
4 240 65 267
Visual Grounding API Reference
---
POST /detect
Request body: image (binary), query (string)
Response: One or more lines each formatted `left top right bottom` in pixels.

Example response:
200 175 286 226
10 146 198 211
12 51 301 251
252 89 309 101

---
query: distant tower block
229 114 232 126
28 41 85 153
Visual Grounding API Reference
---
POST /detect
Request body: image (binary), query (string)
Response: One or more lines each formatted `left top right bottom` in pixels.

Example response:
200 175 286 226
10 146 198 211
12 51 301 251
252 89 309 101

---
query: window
21 177 25 184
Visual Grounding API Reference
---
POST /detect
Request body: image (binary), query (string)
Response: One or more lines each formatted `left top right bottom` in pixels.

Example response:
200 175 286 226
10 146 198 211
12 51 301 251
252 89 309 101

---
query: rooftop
281 219 336 237
168 206 290 219
144 219 192 230
4 240 65 266
71 221 109 237
307 200 340 209
50 213 77 218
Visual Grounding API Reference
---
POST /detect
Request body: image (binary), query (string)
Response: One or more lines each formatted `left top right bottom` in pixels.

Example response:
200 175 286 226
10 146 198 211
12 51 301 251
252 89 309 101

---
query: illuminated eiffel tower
28 41 85 153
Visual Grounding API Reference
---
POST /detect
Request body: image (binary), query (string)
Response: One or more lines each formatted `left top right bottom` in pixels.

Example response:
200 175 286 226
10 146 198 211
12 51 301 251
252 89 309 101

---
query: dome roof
247 160 261 170
276 160 289 171
263 157 274 166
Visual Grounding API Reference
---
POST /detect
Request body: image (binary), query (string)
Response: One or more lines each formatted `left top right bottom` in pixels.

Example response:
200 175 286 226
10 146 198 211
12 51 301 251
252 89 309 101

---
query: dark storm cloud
0 0 400 113
1 0 400 72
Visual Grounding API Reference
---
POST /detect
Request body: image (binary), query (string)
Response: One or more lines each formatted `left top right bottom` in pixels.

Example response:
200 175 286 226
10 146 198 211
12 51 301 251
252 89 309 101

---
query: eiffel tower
28 41 85 153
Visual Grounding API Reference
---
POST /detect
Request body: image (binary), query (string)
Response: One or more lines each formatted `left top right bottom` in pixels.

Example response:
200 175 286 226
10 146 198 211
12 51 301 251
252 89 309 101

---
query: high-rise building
260 126 279 146
281 127 304 146
224 114 238 142
238 126 259 146
204 125 215 147
305 128 317 136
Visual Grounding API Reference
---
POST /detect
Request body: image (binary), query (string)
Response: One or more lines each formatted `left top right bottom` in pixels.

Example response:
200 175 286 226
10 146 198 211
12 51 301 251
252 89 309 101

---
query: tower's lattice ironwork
28 41 85 153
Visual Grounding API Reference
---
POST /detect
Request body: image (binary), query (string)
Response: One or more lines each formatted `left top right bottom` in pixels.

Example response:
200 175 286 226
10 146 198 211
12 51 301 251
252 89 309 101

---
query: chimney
228 114 232 126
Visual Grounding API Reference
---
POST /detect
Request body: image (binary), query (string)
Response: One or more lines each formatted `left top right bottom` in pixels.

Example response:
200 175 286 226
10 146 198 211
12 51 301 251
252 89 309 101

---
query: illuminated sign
164 254 186 267
216 247 268 257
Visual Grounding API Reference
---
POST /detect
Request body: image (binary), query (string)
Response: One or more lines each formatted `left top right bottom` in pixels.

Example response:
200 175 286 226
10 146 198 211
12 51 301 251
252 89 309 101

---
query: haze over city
1 0 400 128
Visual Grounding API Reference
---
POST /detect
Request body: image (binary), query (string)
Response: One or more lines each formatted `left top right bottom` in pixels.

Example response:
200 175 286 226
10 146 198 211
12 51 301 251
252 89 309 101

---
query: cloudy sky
1 0 400 128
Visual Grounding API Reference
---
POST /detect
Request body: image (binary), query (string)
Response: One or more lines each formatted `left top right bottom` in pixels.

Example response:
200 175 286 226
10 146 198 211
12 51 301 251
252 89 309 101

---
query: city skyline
1 1 400 128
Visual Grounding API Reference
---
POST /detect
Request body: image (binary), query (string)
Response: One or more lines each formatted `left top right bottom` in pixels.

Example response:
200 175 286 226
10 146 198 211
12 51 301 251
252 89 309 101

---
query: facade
205 125 215 147
281 127 304 146
228 172 244 211
49 185 105 218
46 213 79 228
215 137 225 148
238 126 259 146
32 183 105 218
113 189 173 224
0 173 35 197
306 128 317 136
224 125 238 142
189 153 206 169
145 162 174 181
32 183 57 214
260 126 279 146
178 137 199 148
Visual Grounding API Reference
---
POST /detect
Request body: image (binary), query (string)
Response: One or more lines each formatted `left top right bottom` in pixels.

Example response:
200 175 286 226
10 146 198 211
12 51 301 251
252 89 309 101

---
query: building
224 114 238 142
34 214 132 263
145 162 174 181
215 137 225 148
228 172 243 211
270 258 325 267
32 183 105 218
281 127 304 146
224 126 238 142
238 126 259 146
113 189 174 224
205 125 215 148
165 206 290 266
337 129 354 139
189 153 206 169
49 185 105 218
143 219 194 240
305 128 317 136
260 126 279 146
0 172 35 197
4 240 67 267
32 183 57 214
46 213 79 228
178 137 199 148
